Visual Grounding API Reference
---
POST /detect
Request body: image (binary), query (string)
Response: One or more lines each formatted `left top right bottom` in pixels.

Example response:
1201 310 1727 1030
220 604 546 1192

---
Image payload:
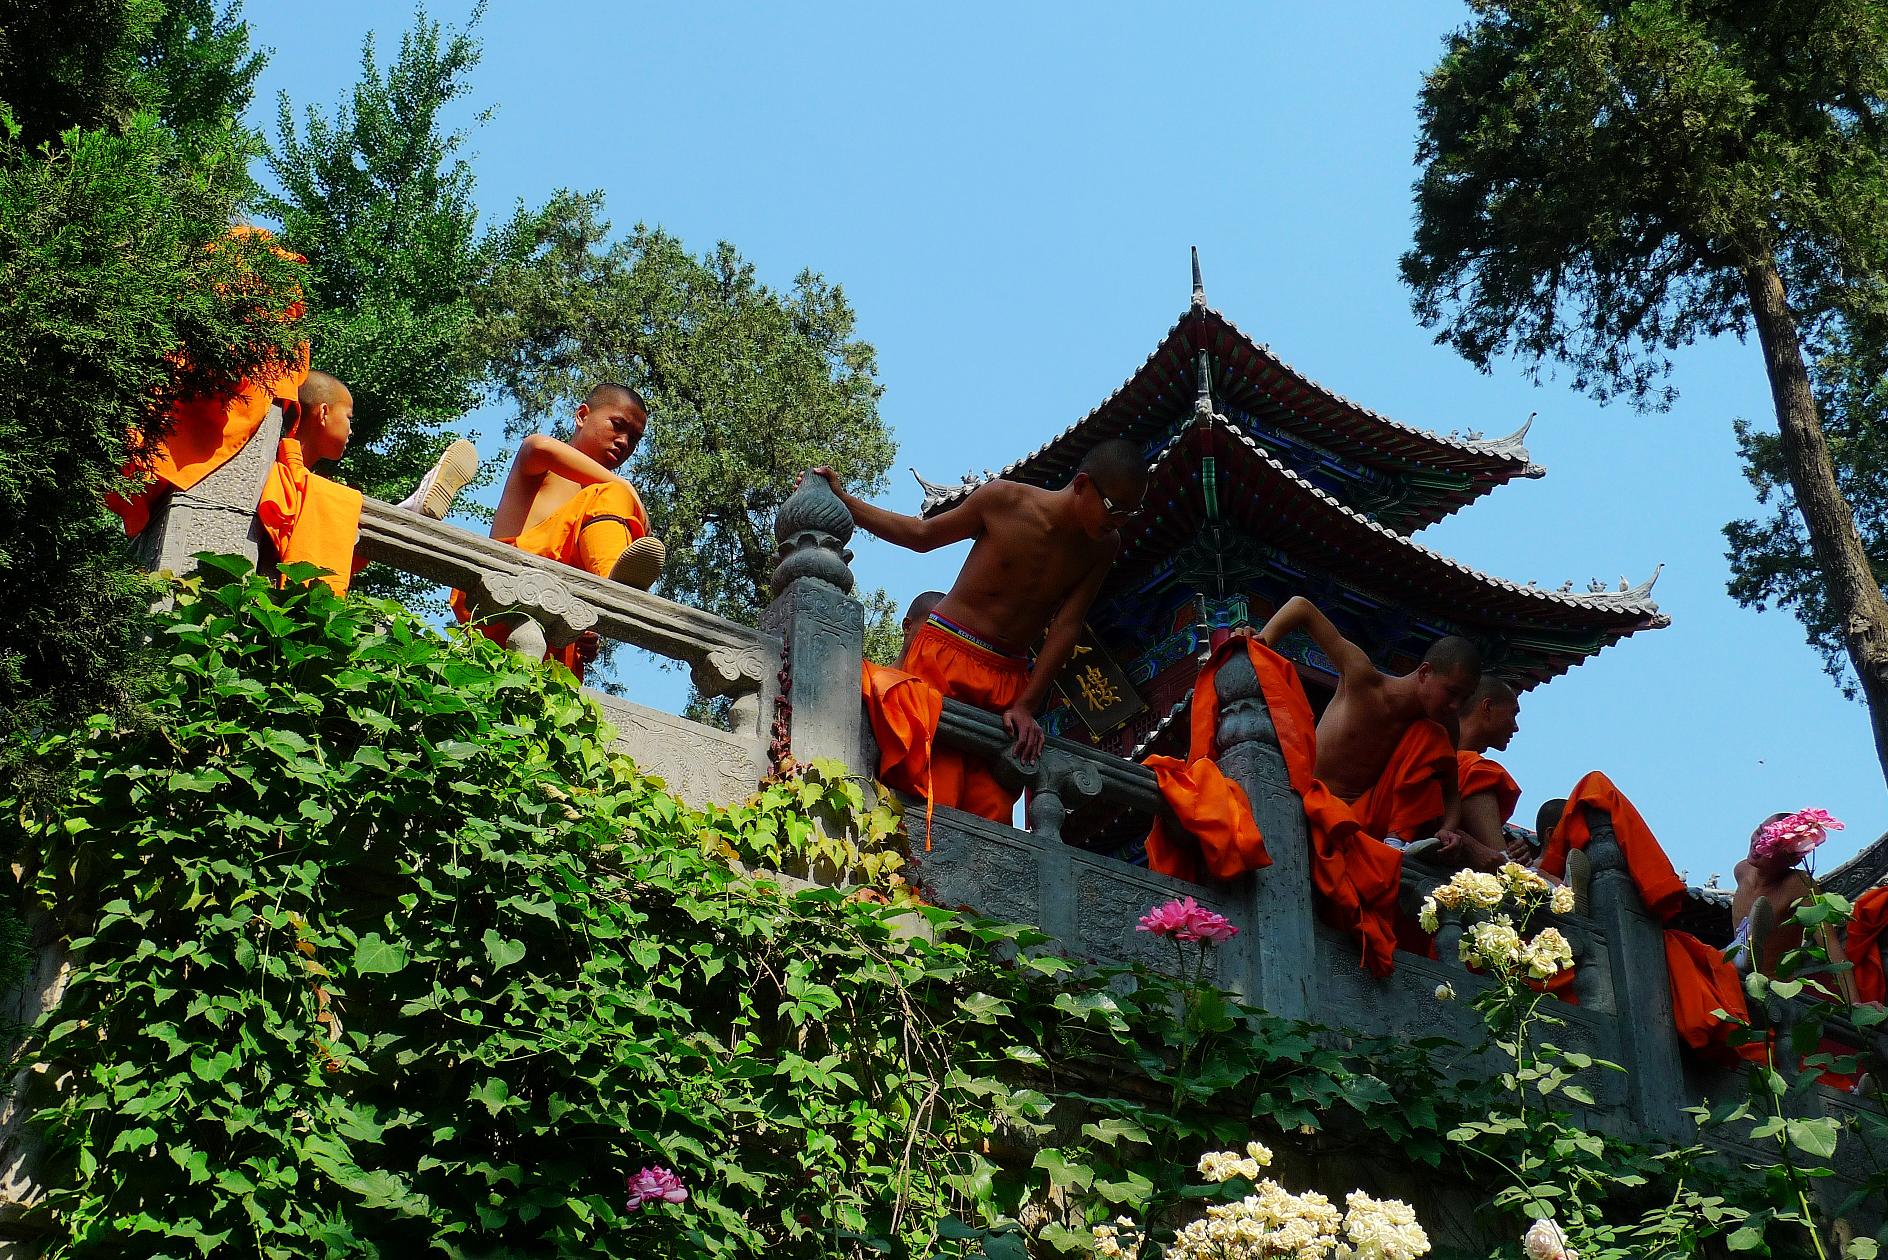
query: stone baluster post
1211 646 1314 1021
1584 808 1687 1138
1028 753 1101 942
760 473 869 775
133 405 283 581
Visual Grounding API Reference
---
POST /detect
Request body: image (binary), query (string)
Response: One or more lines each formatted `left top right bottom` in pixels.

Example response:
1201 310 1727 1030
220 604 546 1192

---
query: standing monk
1255 595 1479 845
453 382 665 675
816 439 1147 822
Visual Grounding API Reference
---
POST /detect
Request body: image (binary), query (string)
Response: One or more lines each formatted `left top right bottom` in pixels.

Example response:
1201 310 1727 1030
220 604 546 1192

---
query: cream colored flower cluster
1416 864 1574 981
1138 1145 1429 1260
1198 1140 1275 1183
1523 1217 1578 1260
1458 919 1573 979
1090 1216 1141 1259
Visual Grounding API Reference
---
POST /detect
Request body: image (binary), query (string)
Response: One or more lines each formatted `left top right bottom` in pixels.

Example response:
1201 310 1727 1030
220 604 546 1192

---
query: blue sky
246 1 1880 881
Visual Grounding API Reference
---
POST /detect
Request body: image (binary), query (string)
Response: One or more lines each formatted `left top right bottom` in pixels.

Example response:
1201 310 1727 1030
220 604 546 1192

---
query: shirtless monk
1254 595 1479 844
1440 676 1529 872
454 382 665 673
815 439 1147 821
1731 814 1867 1005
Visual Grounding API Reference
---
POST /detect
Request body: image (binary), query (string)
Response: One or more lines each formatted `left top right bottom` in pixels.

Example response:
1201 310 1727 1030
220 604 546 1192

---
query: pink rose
1754 807 1845 863
1136 897 1239 944
626 1166 688 1211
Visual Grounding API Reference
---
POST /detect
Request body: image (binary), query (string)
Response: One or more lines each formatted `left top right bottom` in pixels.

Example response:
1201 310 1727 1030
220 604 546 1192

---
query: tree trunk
1744 256 1888 788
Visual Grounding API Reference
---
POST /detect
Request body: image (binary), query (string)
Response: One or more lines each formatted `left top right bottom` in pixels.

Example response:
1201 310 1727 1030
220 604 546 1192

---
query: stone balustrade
116 434 1888 1197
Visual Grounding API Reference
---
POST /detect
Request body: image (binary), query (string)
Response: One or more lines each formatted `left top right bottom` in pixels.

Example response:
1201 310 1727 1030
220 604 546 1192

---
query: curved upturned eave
918 305 1542 529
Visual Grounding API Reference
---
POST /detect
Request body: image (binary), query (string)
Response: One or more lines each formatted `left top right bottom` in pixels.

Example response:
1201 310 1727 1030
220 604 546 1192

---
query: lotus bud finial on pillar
770 471 857 597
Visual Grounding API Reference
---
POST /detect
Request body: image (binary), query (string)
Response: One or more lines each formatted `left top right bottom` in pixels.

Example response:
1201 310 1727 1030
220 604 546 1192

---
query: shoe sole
421 439 479 519
609 536 665 590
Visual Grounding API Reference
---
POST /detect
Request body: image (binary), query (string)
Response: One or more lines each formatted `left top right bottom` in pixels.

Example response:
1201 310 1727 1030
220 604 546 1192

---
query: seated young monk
816 439 1147 822
1436 676 1529 872
452 382 666 676
256 371 365 596
1254 595 1480 846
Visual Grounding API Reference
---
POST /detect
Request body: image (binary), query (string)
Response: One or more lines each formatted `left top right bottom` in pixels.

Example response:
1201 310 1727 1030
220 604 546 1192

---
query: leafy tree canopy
480 191 898 633
0 0 299 763
263 6 503 506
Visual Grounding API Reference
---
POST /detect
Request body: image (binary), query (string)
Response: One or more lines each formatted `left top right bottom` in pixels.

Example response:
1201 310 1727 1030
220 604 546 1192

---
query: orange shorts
900 616 1029 823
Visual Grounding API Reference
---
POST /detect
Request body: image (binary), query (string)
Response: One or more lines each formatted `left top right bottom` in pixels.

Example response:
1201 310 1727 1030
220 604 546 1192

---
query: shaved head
298 370 350 411
1461 674 1516 714
1424 635 1483 680
1078 438 1148 500
585 381 647 415
905 590 945 626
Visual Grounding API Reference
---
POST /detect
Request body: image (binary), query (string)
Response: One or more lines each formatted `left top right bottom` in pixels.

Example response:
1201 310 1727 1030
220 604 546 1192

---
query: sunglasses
1098 488 1144 520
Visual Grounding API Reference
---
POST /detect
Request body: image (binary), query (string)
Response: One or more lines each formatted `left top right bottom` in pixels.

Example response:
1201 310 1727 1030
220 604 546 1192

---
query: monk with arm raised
1256 595 1479 845
819 439 1147 822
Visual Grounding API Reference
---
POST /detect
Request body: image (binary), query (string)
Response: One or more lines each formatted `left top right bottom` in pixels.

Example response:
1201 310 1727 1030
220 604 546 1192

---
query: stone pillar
133 405 283 579
759 473 868 775
1584 808 1687 1138
1212 646 1314 1021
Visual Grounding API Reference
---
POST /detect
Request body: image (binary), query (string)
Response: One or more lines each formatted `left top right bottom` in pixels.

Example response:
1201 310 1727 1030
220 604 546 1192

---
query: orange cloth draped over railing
1539 771 1689 922
256 439 364 596
1146 638 1405 976
1457 751 1522 824
1664 930 1766 1066
1848 885 1888 1007
1143 757 1268 883
860 661 942 847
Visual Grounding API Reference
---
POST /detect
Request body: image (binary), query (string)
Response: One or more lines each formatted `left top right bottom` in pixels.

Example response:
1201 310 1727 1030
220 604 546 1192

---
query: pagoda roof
919 260 1543 531
1106 412 1666 687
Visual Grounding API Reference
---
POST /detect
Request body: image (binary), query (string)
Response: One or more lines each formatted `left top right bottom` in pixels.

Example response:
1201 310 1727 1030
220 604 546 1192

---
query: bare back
933 481 1116 653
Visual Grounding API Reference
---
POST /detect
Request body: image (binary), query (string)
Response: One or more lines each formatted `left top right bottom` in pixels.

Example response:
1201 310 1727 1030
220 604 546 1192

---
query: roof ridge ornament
1191 245 1205 309
1193 349 1214 425
1464 411 1536 460
911 466 993 514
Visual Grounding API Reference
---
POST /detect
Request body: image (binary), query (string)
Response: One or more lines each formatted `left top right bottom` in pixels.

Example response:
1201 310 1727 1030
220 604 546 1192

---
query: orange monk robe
1146 638 1404 976
1538 771 1689 922
860 661 942 846
1457 750 1522 825
896 619 1029 823
1143 757 1269 883
255 439 365 596
1664 930 1767 1067
1847 885 1888 1007
1348 720 1457 844
451 479 651 680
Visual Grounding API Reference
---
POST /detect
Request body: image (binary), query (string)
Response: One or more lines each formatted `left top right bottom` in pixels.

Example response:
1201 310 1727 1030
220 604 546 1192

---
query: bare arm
1021 539 1118 716
518 433 626 487
1257 595 1374 682
1459 791 1506 854
815 467 988 554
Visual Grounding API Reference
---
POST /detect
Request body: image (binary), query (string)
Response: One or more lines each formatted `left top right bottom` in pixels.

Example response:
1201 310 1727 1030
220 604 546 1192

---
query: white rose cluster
1148 1148 1429 1260
1091 1216 1141 1258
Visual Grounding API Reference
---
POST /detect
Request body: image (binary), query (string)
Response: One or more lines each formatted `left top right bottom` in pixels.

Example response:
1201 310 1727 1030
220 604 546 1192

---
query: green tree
1726 329 1888 696
481 192 899 633
0 0 299 764
1401 1 1888 785
263 7 501 508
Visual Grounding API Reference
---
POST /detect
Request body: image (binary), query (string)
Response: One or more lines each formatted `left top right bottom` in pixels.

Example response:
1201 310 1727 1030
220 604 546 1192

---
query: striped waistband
926 612 1030 664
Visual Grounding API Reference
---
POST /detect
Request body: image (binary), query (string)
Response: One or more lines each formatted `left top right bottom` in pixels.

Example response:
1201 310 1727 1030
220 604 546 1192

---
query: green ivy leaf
351 933 408 976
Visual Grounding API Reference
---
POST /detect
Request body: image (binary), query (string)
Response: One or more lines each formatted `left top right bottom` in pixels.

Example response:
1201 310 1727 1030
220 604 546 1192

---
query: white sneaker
397 439 478 518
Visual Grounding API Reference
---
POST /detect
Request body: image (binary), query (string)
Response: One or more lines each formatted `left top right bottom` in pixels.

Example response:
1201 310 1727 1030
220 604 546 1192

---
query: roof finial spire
1193 349 1214 424
1190 245 1205 309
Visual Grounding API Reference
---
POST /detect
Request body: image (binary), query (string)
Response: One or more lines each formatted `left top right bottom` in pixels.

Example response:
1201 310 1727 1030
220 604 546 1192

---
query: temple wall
0 424 1882 1250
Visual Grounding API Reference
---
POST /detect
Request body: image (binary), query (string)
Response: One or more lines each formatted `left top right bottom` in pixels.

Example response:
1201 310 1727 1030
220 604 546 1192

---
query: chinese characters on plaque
1053 629 1144 735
